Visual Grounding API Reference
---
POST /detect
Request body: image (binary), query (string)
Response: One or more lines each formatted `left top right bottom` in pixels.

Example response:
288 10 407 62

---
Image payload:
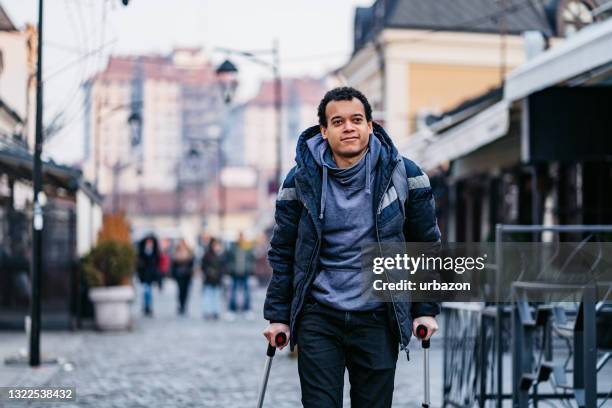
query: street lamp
127 111 142 147
184 127 221 235
215 59 238 104
93 101 142 190
112 110 142 214
215 40 282 193
212 62 238 239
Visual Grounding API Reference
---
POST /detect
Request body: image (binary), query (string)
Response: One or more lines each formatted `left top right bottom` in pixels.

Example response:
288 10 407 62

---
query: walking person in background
157 238 172 291
171 239 194 316
226 231 255 319
254 231 273 287
201 237 225 320
137 234 160 317
194 232 210 273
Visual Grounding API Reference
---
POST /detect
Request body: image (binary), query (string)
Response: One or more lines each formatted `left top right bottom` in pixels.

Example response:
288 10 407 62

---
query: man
137 234 160 316
263 87 441 407
226 231 255 316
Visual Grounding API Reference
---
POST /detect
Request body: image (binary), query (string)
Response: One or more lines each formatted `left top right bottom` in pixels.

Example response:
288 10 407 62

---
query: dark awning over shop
0 145 82 195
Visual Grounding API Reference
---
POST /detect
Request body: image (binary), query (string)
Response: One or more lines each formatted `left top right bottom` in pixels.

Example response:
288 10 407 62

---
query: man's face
321 98 372 160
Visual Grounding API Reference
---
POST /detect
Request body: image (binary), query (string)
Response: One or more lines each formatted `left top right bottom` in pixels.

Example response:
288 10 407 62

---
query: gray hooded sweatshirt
305 133 385 311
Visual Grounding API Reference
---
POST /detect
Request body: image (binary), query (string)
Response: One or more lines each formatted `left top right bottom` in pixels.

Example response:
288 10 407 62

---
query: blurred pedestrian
137 234 160 316
171 239 194 315
194 232 211 275
254 231 273 287
201 237 224 320
226 232 255 318
158 238 172 291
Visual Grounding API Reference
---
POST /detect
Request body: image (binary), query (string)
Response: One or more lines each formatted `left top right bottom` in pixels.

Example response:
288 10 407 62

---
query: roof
354 0 555 52
0 5 16 31
249 77 326 107
93 54 217 85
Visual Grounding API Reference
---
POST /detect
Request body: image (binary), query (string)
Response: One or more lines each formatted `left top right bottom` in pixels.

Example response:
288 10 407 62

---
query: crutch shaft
423 348 430 407
256 331 287 408
256 357 273 408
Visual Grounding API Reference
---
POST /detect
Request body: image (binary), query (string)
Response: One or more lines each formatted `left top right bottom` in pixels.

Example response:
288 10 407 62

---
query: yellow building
338 0 560 145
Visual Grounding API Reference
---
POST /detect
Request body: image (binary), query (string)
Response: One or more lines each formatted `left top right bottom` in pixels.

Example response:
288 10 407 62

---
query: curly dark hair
317 87 373 127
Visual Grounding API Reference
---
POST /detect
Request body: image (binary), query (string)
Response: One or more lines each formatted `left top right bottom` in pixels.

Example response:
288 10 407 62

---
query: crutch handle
266 332 287 357
416 324 430 349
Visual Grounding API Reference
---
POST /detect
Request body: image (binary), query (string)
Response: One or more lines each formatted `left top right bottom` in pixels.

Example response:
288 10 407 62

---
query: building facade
405 9 612 242
83 49 222 199
339 0 559 145
0 5 103 329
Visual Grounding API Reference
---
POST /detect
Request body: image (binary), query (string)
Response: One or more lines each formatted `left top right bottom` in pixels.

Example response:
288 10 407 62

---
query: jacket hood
295 122 398 171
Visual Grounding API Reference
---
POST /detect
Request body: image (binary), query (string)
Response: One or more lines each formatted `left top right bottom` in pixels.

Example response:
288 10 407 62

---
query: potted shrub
83 240 136 330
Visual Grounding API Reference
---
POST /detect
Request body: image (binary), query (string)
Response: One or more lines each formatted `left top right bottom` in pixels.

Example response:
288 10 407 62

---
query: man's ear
367 121 373 134
320 125 327 139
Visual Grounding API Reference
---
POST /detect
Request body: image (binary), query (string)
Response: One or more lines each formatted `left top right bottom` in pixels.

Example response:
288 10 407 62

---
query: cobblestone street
2 277 444 408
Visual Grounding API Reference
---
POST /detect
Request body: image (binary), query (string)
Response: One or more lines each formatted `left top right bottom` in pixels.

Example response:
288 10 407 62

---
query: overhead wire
45 0 113 146
43 0 92 142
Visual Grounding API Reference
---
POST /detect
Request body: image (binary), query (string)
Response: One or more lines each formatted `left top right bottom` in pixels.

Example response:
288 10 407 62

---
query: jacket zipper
291 178 322 338
376 158 410 360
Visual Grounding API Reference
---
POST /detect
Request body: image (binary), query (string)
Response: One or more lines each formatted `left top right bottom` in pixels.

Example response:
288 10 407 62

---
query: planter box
88 285 135 330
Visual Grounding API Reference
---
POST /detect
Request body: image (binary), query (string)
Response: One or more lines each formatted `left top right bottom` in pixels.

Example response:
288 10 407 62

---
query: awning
412 100 510 172
0 145 101 203
505 18 612 101
406 19 612 172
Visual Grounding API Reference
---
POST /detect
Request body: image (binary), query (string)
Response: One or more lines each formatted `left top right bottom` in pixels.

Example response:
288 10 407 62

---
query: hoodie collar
305 133 382 219
293 122 400 228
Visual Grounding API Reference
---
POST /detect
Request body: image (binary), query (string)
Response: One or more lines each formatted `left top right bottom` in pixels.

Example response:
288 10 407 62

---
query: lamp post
28 0 132 368
111 111 142 213
215 40 282 192
30 0 45 367
93 101 141 192
185 128 221 233
215 59 238 239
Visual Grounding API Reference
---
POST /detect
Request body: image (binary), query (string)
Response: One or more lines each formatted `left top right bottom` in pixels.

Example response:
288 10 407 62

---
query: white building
241 77 326 180
0 6 36 147
83 49 222 199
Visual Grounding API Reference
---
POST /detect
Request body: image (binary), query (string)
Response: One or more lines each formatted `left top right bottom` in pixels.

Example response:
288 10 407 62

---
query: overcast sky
3 0 372 164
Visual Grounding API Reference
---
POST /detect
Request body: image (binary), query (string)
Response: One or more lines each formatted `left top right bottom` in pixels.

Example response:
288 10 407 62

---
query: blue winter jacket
264 122 441 355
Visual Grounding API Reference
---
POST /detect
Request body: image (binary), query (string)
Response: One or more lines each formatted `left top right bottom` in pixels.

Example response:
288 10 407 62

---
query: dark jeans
175 276 191 313
228 275 250 312
296 298 399 408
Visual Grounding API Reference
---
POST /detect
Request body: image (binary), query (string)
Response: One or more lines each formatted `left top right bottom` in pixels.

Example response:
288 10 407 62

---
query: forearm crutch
416 324 431 408
256 332 287 408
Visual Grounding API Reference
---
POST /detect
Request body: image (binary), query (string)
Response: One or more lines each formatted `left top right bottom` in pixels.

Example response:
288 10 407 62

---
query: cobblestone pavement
2 277 443 407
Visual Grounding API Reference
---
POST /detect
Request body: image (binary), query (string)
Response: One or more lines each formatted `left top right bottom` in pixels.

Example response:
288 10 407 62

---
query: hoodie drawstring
320 166 328 219
365 149 371 195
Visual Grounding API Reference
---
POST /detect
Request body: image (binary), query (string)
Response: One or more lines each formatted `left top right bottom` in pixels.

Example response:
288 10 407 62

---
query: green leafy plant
82 240 136 287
